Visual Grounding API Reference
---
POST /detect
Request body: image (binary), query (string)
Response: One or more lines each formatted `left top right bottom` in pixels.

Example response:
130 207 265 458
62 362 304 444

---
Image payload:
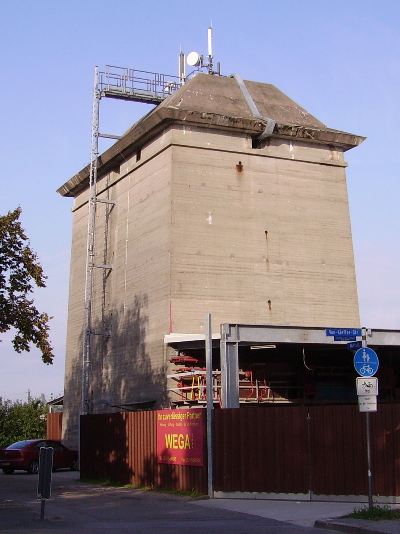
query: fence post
205 313 214 498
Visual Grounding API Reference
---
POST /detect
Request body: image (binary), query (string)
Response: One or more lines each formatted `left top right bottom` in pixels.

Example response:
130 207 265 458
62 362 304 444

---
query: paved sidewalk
316 517 400 533
195 498 400 534
2 471 400 533
195 498 357 527
0 472 337 533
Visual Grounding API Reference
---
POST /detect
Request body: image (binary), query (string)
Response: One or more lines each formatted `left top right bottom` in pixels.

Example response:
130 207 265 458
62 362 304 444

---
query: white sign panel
356 377 378 396
358 395 377 412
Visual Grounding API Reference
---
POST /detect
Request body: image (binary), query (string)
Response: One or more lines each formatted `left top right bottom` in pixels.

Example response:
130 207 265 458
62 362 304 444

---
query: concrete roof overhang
57 74 365 198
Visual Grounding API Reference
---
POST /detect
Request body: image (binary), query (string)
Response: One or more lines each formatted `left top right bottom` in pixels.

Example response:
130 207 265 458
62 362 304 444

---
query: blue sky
0 0 399 401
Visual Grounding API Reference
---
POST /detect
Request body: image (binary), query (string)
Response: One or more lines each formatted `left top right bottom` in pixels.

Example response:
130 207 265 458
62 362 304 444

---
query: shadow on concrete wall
63 294 168 447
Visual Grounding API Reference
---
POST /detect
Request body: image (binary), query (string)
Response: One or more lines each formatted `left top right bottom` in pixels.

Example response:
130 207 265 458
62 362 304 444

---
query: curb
315 519 396 534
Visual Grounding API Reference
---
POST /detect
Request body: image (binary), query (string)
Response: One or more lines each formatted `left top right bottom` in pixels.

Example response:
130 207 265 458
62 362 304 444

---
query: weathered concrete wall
62 205 87 447
62 123 359 446
62 134 173 447
169 126 359 333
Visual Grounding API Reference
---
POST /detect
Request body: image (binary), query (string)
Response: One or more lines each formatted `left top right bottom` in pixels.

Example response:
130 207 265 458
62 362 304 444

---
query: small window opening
136 149 141 162
252 137 269 149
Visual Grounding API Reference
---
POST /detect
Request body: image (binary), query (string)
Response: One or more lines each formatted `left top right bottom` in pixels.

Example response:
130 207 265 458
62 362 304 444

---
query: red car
0 439 78 474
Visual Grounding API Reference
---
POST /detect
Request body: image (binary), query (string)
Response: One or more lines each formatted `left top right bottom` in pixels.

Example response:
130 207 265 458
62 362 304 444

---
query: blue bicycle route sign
354 347 379 377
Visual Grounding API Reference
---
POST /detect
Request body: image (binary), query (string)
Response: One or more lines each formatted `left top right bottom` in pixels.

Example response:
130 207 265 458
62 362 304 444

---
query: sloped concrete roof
156 74 325 128
58 73 364 197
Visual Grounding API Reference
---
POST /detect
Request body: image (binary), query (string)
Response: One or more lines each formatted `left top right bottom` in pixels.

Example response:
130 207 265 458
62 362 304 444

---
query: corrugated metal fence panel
309 404 367 496
80 413 132 483
80 411 207 493
47 413 63 440
127 411 157 488
214 404 400 496
214 406 308 493
370 404 397 497
392 404 400 497
80 405 400 496
310 404 400 497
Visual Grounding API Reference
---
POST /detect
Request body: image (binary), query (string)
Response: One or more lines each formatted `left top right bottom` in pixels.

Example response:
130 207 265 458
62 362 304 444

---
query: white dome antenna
187 51 201 67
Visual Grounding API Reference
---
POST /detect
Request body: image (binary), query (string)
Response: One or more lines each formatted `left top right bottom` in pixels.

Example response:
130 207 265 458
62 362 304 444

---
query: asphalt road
0 471 340 533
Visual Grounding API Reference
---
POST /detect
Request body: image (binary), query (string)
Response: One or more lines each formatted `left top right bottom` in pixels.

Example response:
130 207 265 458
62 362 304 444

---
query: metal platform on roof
98 65 182 105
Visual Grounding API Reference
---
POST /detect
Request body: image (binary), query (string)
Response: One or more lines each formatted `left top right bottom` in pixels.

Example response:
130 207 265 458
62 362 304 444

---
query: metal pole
362 327 373 510
207 26 213 74
366 412 373 510
40 499 45 520
205 313 214 498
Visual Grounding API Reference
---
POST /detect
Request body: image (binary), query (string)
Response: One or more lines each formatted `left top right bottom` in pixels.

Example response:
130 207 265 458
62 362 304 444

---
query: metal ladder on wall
81 65 182 415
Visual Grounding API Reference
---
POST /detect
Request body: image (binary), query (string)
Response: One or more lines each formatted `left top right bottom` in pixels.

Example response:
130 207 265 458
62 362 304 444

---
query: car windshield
6 440 36 449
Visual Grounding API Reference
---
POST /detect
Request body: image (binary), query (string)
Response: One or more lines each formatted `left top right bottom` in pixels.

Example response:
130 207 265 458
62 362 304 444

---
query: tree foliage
0 397 48 448
0 207 54 363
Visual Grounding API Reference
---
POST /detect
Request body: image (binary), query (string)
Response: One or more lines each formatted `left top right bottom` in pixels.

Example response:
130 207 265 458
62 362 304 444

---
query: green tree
0 397 48 448
0 207 53 364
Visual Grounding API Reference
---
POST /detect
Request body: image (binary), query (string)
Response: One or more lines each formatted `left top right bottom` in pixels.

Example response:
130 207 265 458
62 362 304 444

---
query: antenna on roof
182 26 221 79
207 25 213 74
179 49 186 85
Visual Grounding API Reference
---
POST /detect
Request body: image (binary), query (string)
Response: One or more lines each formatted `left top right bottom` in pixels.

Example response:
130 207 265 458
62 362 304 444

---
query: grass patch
348 505 400 521
80 477 134 488
79 478 204 498
153 487 203 498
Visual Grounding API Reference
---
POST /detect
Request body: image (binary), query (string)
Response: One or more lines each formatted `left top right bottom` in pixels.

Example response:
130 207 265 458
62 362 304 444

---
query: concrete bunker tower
58 71 364 446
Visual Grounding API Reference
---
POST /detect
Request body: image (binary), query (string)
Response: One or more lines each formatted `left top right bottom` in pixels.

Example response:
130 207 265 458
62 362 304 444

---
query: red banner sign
156 409 205 466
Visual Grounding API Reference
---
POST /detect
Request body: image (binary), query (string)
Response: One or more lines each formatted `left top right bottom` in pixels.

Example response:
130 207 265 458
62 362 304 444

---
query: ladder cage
81 63 184 415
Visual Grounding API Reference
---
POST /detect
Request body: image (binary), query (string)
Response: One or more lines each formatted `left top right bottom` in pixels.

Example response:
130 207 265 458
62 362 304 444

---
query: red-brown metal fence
214 405 308 493
47 413 63 440
80 411 207 493
79 404 400 497
214 404 400 497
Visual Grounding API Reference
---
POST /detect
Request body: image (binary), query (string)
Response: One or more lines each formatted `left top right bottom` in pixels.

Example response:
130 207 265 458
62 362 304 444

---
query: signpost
327 327 378 509
353 332 379 511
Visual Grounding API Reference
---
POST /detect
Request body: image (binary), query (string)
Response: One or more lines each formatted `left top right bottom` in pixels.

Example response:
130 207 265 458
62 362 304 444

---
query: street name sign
347 341 362 351
358 395 377 412
356 377 378 396
354 347 379 377
326 328 362 342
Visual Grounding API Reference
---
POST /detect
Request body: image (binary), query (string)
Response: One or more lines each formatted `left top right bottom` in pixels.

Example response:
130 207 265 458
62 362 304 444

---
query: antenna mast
207 26 213 75
184 26 221 76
